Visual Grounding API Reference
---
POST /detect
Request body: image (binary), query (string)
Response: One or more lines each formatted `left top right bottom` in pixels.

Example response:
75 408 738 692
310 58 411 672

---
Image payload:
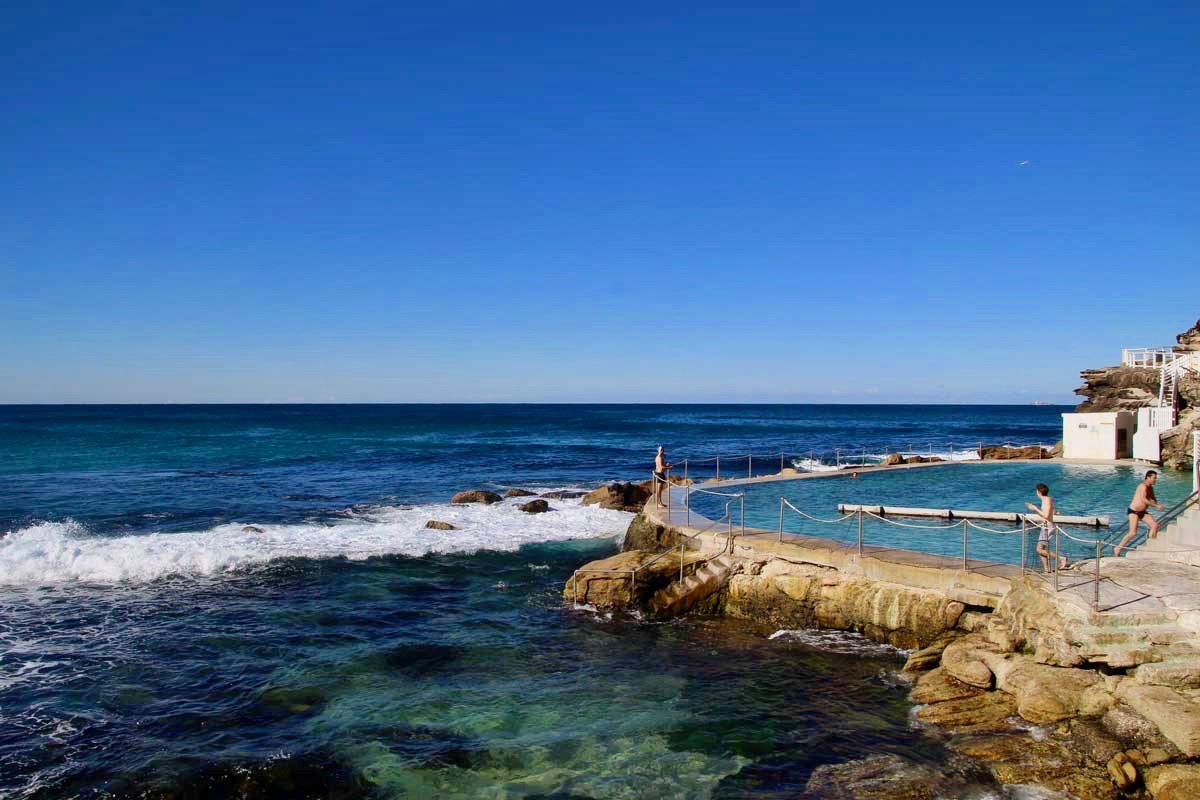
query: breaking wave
0 497 631 586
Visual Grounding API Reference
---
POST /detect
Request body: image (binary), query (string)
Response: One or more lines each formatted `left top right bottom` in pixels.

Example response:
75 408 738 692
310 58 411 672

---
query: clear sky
2 2 1197 403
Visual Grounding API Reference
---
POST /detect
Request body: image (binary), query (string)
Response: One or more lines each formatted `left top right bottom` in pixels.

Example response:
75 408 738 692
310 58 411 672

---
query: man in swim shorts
1027 483 1068 572
1113 471 1164 557
654 446 673 508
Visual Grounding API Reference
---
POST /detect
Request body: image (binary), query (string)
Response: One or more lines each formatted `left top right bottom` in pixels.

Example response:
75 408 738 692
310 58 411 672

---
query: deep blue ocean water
0 404 1082 798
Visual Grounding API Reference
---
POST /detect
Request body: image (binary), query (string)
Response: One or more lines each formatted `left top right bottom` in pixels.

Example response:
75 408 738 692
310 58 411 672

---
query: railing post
778 497 784 542
857 508 864 558
809 450 814 472
685 482 691 526
962 519 969 571
666 468 672 515
1020 517 1027 575
748 454 752 479
780 452 785 473
740 495 745 538
683 458 688 485
1094 539 1102 611
836 449 840 469
680 543 684 584
1054 527 1061 592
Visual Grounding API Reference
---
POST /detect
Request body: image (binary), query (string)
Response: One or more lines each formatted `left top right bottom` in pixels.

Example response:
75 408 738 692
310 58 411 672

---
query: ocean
0 404 1068 798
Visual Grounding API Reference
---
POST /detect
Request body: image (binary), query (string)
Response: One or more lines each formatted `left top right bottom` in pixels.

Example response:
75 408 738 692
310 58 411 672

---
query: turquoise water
689 463 1194 565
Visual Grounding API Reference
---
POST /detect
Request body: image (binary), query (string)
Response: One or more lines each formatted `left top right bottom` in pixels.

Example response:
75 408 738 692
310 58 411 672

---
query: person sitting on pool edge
1027 483 1068 572
1112 471 1165 557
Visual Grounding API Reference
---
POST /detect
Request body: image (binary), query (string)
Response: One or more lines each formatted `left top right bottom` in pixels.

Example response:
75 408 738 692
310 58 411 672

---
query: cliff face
1075 319 1200 470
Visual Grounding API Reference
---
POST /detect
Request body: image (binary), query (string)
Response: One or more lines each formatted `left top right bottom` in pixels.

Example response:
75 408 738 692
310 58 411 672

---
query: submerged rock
803 753 990 799
518 499 551 514
1144 764 1200 800
425 520 456 530
451 490 502 504
242 525 265 533
914 691 1016 733
539 490 586 499
503 488 537 498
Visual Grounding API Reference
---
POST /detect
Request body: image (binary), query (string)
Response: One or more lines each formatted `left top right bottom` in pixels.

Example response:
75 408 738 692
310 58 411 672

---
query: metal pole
686 482 691 526
780 452 785 473
680 544 684 584
748 454 752 479
962 519 969 571
857 508 863 558
666 468 672 515
809 450 814 472
740 495 745 537
683 458 688 485
836 449 840 469
1054 527 1060 592
1094 539 1101 611
779 497 784 541
1020 517 1027 575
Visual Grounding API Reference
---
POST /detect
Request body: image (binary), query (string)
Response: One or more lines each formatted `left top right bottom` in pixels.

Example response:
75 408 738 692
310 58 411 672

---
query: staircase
1126 506 1200 567
648 554 742 619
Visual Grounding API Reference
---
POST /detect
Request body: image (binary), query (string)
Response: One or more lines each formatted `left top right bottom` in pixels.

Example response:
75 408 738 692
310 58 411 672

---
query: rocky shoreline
567 508 1200 799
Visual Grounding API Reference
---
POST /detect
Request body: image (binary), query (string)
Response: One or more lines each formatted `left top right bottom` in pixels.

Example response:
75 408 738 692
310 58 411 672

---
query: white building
1062 411 1135 460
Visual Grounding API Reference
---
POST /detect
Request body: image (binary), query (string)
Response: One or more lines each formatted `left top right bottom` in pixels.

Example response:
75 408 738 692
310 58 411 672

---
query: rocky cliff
1075 318 1200 470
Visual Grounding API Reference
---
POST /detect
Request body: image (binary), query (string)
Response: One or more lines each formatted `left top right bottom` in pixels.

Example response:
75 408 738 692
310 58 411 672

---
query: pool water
688 463 1194 566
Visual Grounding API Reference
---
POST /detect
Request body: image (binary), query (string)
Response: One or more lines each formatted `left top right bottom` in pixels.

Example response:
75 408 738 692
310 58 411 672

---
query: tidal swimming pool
687 463 1194 566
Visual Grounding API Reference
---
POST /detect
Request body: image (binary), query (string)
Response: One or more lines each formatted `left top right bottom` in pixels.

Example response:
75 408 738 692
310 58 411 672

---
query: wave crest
0 499 631 586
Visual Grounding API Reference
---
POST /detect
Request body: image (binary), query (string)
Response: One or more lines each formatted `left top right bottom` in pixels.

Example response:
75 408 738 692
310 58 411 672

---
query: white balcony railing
1122 347 1176 369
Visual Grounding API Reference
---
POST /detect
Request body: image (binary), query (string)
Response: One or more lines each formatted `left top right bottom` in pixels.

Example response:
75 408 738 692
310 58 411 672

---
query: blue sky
2 1 1197 403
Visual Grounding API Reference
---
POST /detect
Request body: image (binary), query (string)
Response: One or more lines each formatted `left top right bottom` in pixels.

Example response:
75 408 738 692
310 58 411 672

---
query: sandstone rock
1102 705 1186 760
722 568 968 650
1069 718 1125 764
1135 661 1200 690
519 499 552 514
504 488 537 498
424 520 456 530
882 453 905 466
1078 682 1119 717
914 691 1016 733
956 611 991 634
242 526 265 533
621 512 686 552
1117 683 1200 757
941 635 997 689
949 733 1118 800
994 659 1101 725
910 667 984 705
1106 752 1138 791
1144 765 1200 800
580 482 652 513
563 549 708 608
540 490 586 499
1075 365 1164 412
903 632 961 673
980 445 1051 460
451 490 502 505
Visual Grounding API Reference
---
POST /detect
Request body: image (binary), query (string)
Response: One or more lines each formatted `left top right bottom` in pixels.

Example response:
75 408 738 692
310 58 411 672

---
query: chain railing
669 441 1054 482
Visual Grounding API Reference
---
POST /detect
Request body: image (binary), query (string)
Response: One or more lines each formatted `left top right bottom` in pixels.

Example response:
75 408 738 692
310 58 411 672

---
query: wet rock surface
518 499 552 514
801 753 991 799
425 520 456 530
580 481 653 512
450 489 503 504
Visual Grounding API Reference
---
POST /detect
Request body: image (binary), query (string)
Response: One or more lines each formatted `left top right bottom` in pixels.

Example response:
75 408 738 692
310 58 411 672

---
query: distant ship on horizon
1031 401 1052 406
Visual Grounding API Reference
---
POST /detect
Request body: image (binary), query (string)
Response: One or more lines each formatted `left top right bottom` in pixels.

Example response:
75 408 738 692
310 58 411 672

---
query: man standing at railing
654 446 673 508
1027 483 1068 572
1113 471 1164 557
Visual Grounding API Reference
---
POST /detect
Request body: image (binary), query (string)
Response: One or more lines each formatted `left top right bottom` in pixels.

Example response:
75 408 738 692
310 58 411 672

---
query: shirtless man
1027 482 1068 572
1113 471 1165 557
654 446 673 508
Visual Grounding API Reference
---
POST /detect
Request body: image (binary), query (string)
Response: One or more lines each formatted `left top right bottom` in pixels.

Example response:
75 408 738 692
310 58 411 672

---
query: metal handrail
1123 491 1200 554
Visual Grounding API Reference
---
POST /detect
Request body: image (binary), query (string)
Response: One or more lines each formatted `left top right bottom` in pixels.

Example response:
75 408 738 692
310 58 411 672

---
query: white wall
1062 412 1135 460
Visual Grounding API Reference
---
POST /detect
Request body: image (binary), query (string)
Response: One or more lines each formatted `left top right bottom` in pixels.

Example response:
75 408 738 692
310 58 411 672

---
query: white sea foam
768 628 908 658
0 499 631 586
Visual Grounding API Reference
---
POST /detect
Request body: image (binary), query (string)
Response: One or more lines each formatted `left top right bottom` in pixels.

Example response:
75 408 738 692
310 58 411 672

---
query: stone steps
649 554 740 619
1126 509 1200 568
